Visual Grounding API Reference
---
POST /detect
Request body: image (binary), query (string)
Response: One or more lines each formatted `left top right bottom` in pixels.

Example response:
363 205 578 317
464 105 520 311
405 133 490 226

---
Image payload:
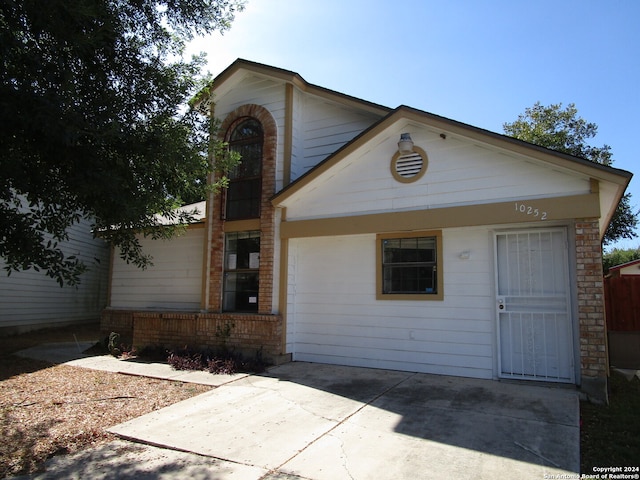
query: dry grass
0 323 212 477
580 370 640 473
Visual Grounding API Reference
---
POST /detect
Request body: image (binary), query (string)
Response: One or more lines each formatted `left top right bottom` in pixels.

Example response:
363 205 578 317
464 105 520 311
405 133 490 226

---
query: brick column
208 104 278 314
207 206 225 311
257 104 277 314
575 218 608 403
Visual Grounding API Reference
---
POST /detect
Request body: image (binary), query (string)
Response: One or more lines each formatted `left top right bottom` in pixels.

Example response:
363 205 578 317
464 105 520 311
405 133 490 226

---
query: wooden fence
604 275 640 369
604 276 640 331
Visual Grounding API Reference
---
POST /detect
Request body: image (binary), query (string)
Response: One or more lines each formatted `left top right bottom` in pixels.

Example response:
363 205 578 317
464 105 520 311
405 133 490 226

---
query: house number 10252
514 202 547 220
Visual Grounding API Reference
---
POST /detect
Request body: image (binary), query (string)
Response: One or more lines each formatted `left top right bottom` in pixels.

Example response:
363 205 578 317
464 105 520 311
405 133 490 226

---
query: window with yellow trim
377 231 443 300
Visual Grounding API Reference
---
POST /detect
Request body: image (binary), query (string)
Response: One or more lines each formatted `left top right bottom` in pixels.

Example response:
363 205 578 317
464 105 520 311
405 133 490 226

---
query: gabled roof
205 58 391 117
272 104 632 206
207 60 632 198
609 258 640 272
202 59 632 239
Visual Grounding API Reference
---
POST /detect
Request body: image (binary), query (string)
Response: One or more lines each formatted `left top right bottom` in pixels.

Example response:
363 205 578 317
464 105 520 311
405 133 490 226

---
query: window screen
382 236 438 294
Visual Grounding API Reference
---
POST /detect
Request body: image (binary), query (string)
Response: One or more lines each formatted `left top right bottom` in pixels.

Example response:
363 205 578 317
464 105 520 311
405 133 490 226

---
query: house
0 217 110 335
607 258 640 278
102 59 632 402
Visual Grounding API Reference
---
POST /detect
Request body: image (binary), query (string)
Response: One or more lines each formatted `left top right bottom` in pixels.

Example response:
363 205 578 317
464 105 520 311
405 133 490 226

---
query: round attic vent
390 146 428 183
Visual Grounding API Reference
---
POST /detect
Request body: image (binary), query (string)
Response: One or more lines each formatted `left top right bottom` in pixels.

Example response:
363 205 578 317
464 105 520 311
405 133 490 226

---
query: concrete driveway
13 345 579 479
98 362 579 480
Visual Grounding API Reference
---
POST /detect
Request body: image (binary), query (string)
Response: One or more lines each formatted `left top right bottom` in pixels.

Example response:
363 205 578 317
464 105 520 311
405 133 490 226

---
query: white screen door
495 229 574 382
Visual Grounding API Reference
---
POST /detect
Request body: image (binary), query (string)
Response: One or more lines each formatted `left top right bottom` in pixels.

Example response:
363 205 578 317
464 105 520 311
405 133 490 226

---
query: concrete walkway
14 343 580 479
15 341 247 387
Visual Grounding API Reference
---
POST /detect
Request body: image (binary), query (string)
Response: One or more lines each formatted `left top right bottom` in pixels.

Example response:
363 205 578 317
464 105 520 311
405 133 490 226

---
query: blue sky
188 0 640 250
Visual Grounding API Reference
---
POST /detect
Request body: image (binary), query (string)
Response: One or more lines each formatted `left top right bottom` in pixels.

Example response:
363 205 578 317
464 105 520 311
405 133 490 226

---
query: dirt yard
0 323 212 477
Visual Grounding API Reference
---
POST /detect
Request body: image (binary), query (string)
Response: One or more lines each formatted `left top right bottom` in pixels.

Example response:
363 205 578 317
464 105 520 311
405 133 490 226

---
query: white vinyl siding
285 129 590 221
618 264 640 276
110 228 204 310
287 229 496 379
214 73 287 190
290 95 383 181
0 218 109 332
215 74 286 121
213 73 384 190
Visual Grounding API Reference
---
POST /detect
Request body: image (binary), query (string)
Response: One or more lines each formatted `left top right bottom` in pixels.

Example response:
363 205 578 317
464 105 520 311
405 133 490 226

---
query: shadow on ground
260 363 579 473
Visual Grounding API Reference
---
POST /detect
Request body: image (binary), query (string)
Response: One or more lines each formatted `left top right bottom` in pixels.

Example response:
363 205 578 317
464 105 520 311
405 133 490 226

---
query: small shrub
215 320 235 356
107 332 121 357
119 346 138 360
167 348 205 371
137 345 169 362
165 346 269 375
207 357 236 375
106 332 136 358
215 321 235 340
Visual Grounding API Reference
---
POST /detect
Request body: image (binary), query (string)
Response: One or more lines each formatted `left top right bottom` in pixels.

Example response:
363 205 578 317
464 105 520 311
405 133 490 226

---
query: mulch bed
0 323 212 477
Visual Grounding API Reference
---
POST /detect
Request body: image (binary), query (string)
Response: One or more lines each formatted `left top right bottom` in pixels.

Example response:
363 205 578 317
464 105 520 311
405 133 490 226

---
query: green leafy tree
0 0 244 285
602 247 640 274
503 102 638 245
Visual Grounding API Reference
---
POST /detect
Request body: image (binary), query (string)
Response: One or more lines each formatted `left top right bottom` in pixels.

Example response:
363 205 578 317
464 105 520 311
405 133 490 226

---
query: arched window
225 118 263 219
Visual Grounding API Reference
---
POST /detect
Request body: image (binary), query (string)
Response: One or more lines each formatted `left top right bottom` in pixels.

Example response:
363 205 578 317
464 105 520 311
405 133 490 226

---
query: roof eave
396 106 633 185
610 258 640 271
196 58 392 117
272 105 633 208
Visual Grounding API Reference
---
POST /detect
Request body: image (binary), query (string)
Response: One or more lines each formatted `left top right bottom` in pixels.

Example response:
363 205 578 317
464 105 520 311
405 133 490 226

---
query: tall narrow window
223 231 260 312
226 118 263 220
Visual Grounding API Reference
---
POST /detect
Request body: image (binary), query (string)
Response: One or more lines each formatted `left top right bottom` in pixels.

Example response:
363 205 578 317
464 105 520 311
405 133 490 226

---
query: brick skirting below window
101 309 288 365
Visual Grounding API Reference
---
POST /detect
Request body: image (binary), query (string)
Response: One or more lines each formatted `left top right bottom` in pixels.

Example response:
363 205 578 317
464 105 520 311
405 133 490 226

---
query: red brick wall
102 104 285 365
575 219 608 381
207 209 224 310
102 310 286 363
100 309 134 345
208 104 278 313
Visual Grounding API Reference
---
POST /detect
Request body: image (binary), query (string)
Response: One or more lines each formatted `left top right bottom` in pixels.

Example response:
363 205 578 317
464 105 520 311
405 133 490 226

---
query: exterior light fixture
398 133 414 154
391 133 428 183
459 250 471 260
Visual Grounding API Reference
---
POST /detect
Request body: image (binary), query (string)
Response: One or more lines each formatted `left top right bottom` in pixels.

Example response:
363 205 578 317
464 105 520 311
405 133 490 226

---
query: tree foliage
602 248 640 274
503 102 638 245
0 0 244 285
